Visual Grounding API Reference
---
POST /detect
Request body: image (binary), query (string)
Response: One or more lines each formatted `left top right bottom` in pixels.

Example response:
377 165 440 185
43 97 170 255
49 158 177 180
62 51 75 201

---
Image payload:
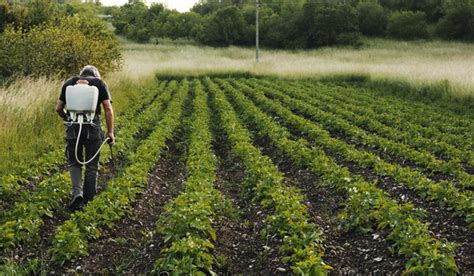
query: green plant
49 80 188 264
387 11 429 40
0 15 121 78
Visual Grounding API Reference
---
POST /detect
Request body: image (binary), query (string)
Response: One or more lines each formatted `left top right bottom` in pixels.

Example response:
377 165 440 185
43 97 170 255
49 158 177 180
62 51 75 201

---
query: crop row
0 80 166 205
303 80 472 135
218 78 458 274
206 78 330 274
154 80 228 274
260 79 472 166
0 81 172 252
236 79 473 223
248 79 472 187
298 81 472 150
49 80 189 264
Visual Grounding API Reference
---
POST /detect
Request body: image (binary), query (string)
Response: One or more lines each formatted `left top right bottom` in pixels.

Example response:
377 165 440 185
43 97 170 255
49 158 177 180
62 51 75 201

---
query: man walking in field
55 65 115 210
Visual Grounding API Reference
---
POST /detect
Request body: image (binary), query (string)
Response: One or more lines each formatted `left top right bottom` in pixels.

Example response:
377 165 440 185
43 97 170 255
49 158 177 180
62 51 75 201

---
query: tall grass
0 77 62 175
0 72 156 176
121 37 474 98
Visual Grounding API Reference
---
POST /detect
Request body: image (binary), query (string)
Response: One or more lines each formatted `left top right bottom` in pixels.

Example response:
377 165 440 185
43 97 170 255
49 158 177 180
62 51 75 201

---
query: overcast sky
101 0 199 12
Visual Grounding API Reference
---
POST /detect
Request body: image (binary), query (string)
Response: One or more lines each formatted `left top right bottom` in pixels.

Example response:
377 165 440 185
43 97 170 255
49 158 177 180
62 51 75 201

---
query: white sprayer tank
66 84 99 122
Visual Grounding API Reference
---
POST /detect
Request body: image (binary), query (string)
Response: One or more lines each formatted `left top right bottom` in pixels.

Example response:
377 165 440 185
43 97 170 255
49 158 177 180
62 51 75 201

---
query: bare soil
211 129 291 274
54 137 186 274
255 137 406 274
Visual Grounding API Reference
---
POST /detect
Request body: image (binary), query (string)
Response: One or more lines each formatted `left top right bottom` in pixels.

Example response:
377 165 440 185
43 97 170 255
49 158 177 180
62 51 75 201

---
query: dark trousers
66 122 103 202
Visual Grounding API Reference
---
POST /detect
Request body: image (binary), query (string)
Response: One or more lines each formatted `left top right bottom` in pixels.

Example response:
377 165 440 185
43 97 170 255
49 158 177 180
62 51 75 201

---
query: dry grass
0 77 61 135
121 38 474 97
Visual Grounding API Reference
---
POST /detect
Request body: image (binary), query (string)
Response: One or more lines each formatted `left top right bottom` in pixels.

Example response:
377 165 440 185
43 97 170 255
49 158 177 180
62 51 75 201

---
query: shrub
357 2 388 36
387 11 429 40
0 15 122 78
195 6 247 47
301 3 361 48
436 1 474 41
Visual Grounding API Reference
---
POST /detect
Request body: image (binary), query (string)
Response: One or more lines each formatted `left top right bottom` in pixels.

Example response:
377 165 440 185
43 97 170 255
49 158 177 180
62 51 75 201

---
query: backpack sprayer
65 83 111 165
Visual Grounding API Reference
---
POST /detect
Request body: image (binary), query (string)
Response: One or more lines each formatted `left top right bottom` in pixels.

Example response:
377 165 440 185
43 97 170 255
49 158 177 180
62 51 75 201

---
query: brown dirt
210 122 291 274
265 92 471 188
52 137 186 274
328 150 474 274
255 137 406 274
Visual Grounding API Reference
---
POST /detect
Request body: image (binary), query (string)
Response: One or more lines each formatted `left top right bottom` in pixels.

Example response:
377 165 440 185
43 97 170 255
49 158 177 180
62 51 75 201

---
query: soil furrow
253 136 406 274
211 128 290 274
53 137 186 274
265 93 469 186
282 121 473 272
324 148 474 274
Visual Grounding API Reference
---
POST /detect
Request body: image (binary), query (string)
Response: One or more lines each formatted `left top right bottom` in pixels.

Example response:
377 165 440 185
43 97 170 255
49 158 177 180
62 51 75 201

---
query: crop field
0 76 473 274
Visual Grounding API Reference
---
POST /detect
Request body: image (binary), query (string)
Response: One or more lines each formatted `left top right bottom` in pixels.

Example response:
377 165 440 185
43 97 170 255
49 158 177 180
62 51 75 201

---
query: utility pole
256 0 260 63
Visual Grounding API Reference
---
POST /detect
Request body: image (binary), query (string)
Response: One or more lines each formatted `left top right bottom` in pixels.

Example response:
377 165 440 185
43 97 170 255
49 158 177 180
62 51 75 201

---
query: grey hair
79 65 101 79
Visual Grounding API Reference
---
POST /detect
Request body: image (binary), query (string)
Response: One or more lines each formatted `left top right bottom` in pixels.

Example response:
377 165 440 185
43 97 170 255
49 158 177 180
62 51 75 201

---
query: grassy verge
0 73 156 177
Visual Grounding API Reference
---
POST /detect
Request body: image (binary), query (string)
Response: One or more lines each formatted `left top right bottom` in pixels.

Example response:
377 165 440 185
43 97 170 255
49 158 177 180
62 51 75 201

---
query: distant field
1 77 472 274
121 38 474 97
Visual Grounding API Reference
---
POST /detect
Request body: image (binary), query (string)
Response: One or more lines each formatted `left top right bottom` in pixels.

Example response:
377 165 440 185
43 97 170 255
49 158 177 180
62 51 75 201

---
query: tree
196 6 246 46
436 0 474 41
379 0 444 22
357 2 388 36
301 2 360 48
387 11 429 40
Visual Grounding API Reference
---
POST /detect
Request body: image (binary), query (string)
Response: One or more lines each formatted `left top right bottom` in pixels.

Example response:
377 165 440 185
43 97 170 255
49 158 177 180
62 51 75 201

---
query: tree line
110 0 474 47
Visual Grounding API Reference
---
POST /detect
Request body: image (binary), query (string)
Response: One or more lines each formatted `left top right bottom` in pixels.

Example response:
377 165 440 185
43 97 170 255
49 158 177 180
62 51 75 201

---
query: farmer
55 65 115 210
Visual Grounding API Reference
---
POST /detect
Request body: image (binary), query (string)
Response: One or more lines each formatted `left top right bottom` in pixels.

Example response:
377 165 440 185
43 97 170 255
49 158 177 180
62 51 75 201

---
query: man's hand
103 99 115 145
55 100 66 120
107 132 115 145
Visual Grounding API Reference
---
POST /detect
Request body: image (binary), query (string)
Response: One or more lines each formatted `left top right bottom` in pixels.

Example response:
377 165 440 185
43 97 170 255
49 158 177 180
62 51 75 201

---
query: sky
101 0 199 12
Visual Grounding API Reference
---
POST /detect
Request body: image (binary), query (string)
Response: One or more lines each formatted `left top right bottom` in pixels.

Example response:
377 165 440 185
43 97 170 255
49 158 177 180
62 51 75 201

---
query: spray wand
73 114 111 165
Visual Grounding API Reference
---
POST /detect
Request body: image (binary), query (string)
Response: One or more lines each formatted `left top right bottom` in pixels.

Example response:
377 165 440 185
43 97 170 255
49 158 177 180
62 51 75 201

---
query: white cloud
101 0 199 12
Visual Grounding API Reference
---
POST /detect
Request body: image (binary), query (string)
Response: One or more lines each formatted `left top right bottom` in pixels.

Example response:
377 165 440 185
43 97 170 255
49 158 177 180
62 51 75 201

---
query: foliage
357 2 387 37
50 81 188 264
1 76 471 273
194 6 247 46
379 0 444 21
224 77 459 274
0 15 121 78
154 80 225 274
387 11 429 40
111 1 151 42
0 81 165 253
436 0 474 41
255 79 473 215
207 78 330 274
300 2 361 47
111 0 474 46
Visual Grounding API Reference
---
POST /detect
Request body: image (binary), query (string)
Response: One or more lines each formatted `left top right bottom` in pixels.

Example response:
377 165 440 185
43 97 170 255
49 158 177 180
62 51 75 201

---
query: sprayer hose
75 121 110 165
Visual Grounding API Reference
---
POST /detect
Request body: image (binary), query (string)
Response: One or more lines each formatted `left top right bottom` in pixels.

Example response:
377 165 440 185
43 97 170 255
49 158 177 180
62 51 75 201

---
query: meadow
0 38 473 274
121 38 474 96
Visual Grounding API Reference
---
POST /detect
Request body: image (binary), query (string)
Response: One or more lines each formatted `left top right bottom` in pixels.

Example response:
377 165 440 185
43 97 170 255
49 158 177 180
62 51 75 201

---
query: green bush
194 6 247 47
301 3 361 48
0 15 122 78
357 2 388 36
387 11 429 40
436 1 474 41
379 0 444 22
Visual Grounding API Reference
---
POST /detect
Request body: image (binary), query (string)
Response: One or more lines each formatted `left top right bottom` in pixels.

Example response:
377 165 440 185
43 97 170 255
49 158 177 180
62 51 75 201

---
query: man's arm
55 100 67 120
103 99 115 145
